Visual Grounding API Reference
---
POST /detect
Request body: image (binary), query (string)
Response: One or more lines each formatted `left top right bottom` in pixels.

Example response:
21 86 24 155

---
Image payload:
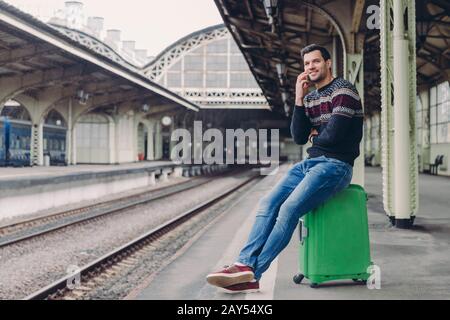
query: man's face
303 50 331 83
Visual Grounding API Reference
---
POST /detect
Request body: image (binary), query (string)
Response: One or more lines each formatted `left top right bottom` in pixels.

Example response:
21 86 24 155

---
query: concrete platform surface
134 165 450 300
0 161 180 221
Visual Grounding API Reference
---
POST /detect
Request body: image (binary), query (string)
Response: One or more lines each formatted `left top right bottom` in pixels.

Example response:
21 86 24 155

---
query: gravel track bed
0 177 210 245
75 176 264 300
0 170 254 299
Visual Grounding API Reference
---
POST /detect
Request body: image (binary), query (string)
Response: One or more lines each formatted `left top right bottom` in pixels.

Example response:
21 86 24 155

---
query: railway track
24 172 260 300
0 171 233 248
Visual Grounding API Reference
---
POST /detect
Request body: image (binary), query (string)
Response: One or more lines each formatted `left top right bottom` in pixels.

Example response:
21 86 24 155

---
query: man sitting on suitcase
206 44 363 294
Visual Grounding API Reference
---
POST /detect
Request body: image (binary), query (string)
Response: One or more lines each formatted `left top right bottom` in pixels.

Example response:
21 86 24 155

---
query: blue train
0 117 67 167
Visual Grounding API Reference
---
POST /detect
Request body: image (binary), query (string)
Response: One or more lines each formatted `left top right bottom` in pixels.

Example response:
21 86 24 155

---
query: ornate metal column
155 120 162 160
380 0 418 228
66 98 76 165
147 120 155 161
31 122 43 166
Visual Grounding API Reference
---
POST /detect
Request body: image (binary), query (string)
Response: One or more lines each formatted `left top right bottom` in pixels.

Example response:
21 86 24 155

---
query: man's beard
309 70 326 83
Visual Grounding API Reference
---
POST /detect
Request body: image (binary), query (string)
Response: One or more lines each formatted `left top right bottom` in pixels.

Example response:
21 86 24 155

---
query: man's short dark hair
301 44 331 61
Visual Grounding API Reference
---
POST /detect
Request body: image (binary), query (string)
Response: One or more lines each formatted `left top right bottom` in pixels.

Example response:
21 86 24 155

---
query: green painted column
380 0 418 228
347 53 365 187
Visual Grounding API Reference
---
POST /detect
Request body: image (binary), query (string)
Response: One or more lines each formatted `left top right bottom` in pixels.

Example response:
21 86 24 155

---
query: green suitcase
293 184 373 288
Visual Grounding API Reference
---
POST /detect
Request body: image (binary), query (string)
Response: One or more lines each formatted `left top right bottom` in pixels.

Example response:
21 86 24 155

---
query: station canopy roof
214 0 450 116
0 1 199 116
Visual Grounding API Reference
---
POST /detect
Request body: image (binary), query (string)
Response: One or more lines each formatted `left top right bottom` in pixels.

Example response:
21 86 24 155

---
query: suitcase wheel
352 279 367 285
310 283 319 289
293 274 304 285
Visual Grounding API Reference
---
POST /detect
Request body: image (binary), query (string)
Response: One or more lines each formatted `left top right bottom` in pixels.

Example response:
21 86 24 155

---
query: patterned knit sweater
290 77 363 166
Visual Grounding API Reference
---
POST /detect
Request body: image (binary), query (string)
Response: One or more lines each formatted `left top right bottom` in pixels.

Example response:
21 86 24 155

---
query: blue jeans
237 156 353 280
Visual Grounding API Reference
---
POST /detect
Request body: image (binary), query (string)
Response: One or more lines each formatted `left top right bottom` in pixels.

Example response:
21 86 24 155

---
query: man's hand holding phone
309 128 319 144
296 72 311 106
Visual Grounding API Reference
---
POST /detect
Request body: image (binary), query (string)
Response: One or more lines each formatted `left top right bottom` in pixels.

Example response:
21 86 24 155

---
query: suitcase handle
298 219 308 243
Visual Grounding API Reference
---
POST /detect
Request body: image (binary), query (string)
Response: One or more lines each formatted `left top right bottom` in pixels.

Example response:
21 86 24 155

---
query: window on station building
230 55 249 71
430 81 450 144
167 72 182 88
416 96 425 146
169 60 182 72
184 72 203 88
207 39 228 54
230 40 241 54
206 55 228 71
184 55 204 71
230 73 258 88
192 46 205 55
206 72 227 88
154 34 266 99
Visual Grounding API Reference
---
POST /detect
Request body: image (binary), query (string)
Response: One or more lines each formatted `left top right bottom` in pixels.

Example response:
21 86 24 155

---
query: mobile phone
307 75 312 82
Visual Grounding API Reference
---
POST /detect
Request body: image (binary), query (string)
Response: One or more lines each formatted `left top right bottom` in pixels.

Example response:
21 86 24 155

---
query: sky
4 0 223 57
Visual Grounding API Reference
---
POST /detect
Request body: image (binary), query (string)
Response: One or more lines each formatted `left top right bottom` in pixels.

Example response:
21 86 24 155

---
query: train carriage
0 118 31 167
0 118 66 167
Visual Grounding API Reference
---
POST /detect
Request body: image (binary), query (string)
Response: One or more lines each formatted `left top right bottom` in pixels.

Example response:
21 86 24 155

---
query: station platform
0 161 172 182
131 165 450 300
0 161 219 223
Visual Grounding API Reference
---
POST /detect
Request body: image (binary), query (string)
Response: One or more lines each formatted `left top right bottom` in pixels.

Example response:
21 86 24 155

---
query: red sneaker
206 264 254 287
219 281 260 294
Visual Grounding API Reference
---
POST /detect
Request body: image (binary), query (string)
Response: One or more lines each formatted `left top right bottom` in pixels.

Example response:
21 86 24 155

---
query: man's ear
326 59 332 69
